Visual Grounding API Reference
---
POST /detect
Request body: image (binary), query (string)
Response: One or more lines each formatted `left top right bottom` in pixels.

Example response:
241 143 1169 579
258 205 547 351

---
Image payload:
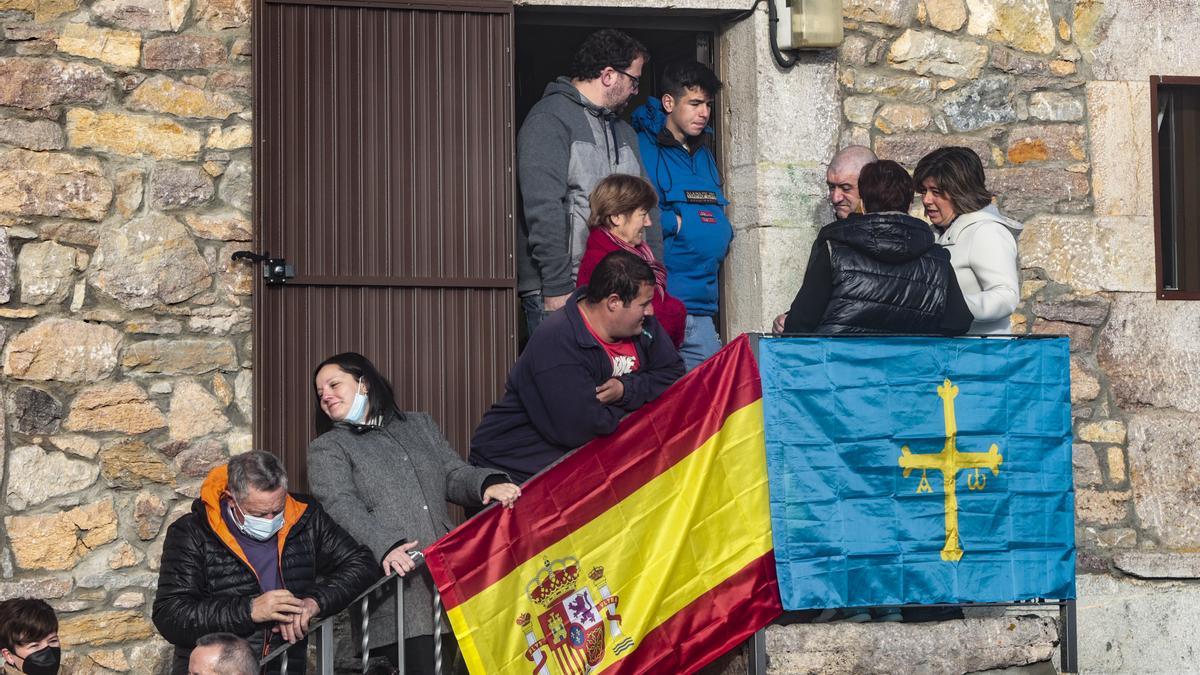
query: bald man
825 145 878 220
774 145 879 332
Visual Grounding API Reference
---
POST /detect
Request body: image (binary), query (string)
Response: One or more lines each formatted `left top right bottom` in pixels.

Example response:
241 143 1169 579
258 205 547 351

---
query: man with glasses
517 28 662 336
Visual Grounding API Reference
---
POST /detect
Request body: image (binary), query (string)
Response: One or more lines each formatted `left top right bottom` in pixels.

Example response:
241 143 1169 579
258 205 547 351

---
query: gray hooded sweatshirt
516 77 662 296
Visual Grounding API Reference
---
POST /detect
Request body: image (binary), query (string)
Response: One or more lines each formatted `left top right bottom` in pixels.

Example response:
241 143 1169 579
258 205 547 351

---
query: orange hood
199 464 309 570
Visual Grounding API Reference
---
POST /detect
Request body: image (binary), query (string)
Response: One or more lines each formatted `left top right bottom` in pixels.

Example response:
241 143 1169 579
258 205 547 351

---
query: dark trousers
372 634 460 674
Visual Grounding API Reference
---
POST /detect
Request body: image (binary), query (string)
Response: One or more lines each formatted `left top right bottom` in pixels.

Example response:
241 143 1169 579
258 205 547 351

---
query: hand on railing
383 542 423 577
276 597 321 644
251 589 308 623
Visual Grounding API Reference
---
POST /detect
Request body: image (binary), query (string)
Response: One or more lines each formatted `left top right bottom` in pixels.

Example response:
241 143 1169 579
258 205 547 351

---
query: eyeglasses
612 68 640 90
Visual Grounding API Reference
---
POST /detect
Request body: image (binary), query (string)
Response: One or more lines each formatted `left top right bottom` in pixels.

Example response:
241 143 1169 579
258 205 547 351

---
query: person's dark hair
567 29 648 81
660 59 722 100
194 632 258 675
587 174 658 231
0 598 57 653
312 352 402 435
912 146 993 214
584 250 655 304
227 451 288 501
858 160 915 213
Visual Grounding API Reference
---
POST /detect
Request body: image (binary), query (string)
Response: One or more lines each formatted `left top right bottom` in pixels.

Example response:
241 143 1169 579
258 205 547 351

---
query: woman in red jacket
578 174 687 347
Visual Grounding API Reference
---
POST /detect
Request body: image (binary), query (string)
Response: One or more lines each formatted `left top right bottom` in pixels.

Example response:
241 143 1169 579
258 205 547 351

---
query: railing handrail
260 551 434 674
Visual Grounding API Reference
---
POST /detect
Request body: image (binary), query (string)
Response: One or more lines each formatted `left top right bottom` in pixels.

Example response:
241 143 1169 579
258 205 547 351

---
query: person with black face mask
0 598 60 675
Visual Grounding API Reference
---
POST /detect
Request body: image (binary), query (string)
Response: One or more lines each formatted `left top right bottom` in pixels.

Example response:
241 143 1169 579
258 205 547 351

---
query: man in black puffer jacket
153 452 378 674
780 159 973 335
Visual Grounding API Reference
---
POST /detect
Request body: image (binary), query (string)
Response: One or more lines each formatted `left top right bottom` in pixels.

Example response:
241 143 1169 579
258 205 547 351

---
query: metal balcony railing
260 552 444 674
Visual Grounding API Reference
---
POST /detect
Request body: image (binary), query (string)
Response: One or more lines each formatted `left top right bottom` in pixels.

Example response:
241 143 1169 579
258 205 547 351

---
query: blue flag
759 336 1075 609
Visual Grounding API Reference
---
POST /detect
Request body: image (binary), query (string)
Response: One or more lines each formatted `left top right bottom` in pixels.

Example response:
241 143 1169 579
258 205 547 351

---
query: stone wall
0 0 252 668
792 0 1200 672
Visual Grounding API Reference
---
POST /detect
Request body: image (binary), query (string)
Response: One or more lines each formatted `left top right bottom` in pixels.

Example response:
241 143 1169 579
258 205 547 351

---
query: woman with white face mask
307 352 521 673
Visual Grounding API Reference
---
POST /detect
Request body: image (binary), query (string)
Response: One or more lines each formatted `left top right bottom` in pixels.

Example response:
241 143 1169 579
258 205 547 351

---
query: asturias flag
760 336 1075 610
426 335 782 674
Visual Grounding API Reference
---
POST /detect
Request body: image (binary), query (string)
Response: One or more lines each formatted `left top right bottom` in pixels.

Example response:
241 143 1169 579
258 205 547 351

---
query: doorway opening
513 8 731 344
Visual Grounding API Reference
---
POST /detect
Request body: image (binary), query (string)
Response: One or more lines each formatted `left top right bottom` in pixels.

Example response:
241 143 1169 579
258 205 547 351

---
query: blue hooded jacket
631 98 733 317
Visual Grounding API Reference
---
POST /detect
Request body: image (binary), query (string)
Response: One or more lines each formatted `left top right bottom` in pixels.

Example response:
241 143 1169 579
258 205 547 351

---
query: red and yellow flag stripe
427 335 780 674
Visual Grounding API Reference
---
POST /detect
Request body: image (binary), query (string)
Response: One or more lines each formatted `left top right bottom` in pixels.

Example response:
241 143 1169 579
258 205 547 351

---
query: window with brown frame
1152 76 1200 299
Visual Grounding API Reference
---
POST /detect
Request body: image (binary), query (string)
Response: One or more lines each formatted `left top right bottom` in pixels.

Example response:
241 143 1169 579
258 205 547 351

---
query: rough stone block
874 102 933 133
942 75 1018 132
7 385 63 435
128 75 243 120
763 616 1057 673
1077 574 1200 672
55 23 140 68
122 338 238 375
924 0 966 31
17 240 79 305
1019 215 1153 292
0 149 113 221
1027 92 1084 122
844 70 937 103
168 380 231 442
1006 123 1085 164
843 0 919 26
3 318 120 383
58 610 154 646
99 438 175 488
874 133 997 167
1075 488 1130 525
1081 0 1200 81
887 29 989 79
142 35 227 70
64 381 166 434
218 159 252 213
150 163 214 210
1113 552 1200 579
1099 293 1200 413
5 498 117 570
89 213 212 310
195 0 250 29
0 57 110 109
966 0 1056 54
1087 81 1152 218
1072 442 1101 487
0 118 64 151
92 0 188 31
66 108 203 161
1127 410 1200 548
985 168 1089 220
6 444 97 509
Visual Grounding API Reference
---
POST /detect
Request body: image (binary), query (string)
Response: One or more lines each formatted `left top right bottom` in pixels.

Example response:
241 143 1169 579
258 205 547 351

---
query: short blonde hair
587 174 658 230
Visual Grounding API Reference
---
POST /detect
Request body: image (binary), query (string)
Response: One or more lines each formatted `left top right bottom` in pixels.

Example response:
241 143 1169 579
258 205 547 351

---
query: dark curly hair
568 29 648 81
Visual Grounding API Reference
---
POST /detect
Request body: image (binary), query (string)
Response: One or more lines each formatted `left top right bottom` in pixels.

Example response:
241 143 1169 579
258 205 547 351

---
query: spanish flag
426 335 781 674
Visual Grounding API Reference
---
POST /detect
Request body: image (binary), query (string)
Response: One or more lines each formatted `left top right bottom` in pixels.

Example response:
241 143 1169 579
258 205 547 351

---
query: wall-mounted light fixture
773 0 844 49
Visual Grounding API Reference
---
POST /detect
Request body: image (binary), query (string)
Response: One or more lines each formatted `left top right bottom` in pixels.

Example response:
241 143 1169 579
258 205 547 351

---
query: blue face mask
231 499 285 541
343 380 370 424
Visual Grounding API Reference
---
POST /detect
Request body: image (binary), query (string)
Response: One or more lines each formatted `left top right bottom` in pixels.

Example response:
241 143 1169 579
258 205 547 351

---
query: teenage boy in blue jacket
631 60 732 371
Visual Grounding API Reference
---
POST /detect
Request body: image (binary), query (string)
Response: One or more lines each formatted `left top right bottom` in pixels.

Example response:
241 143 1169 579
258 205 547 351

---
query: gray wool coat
307 412 506 648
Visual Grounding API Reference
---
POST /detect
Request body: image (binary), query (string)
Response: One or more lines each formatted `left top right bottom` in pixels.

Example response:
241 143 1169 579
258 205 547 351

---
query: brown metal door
253 0 515 491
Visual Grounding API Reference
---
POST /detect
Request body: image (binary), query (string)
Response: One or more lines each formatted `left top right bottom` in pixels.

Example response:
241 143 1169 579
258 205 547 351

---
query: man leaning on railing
152 451 378 675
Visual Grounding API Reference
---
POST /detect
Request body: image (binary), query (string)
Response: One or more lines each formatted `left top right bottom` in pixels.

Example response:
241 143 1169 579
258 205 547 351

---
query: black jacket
153 465 378 674
470 287 685 482
783 213 972 335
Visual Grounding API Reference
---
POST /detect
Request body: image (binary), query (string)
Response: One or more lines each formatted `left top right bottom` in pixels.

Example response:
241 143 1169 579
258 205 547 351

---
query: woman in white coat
914 147 1023 335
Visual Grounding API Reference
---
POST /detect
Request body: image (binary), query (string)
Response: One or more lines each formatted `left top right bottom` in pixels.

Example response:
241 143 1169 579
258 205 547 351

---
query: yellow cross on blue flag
760 336 1075 609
